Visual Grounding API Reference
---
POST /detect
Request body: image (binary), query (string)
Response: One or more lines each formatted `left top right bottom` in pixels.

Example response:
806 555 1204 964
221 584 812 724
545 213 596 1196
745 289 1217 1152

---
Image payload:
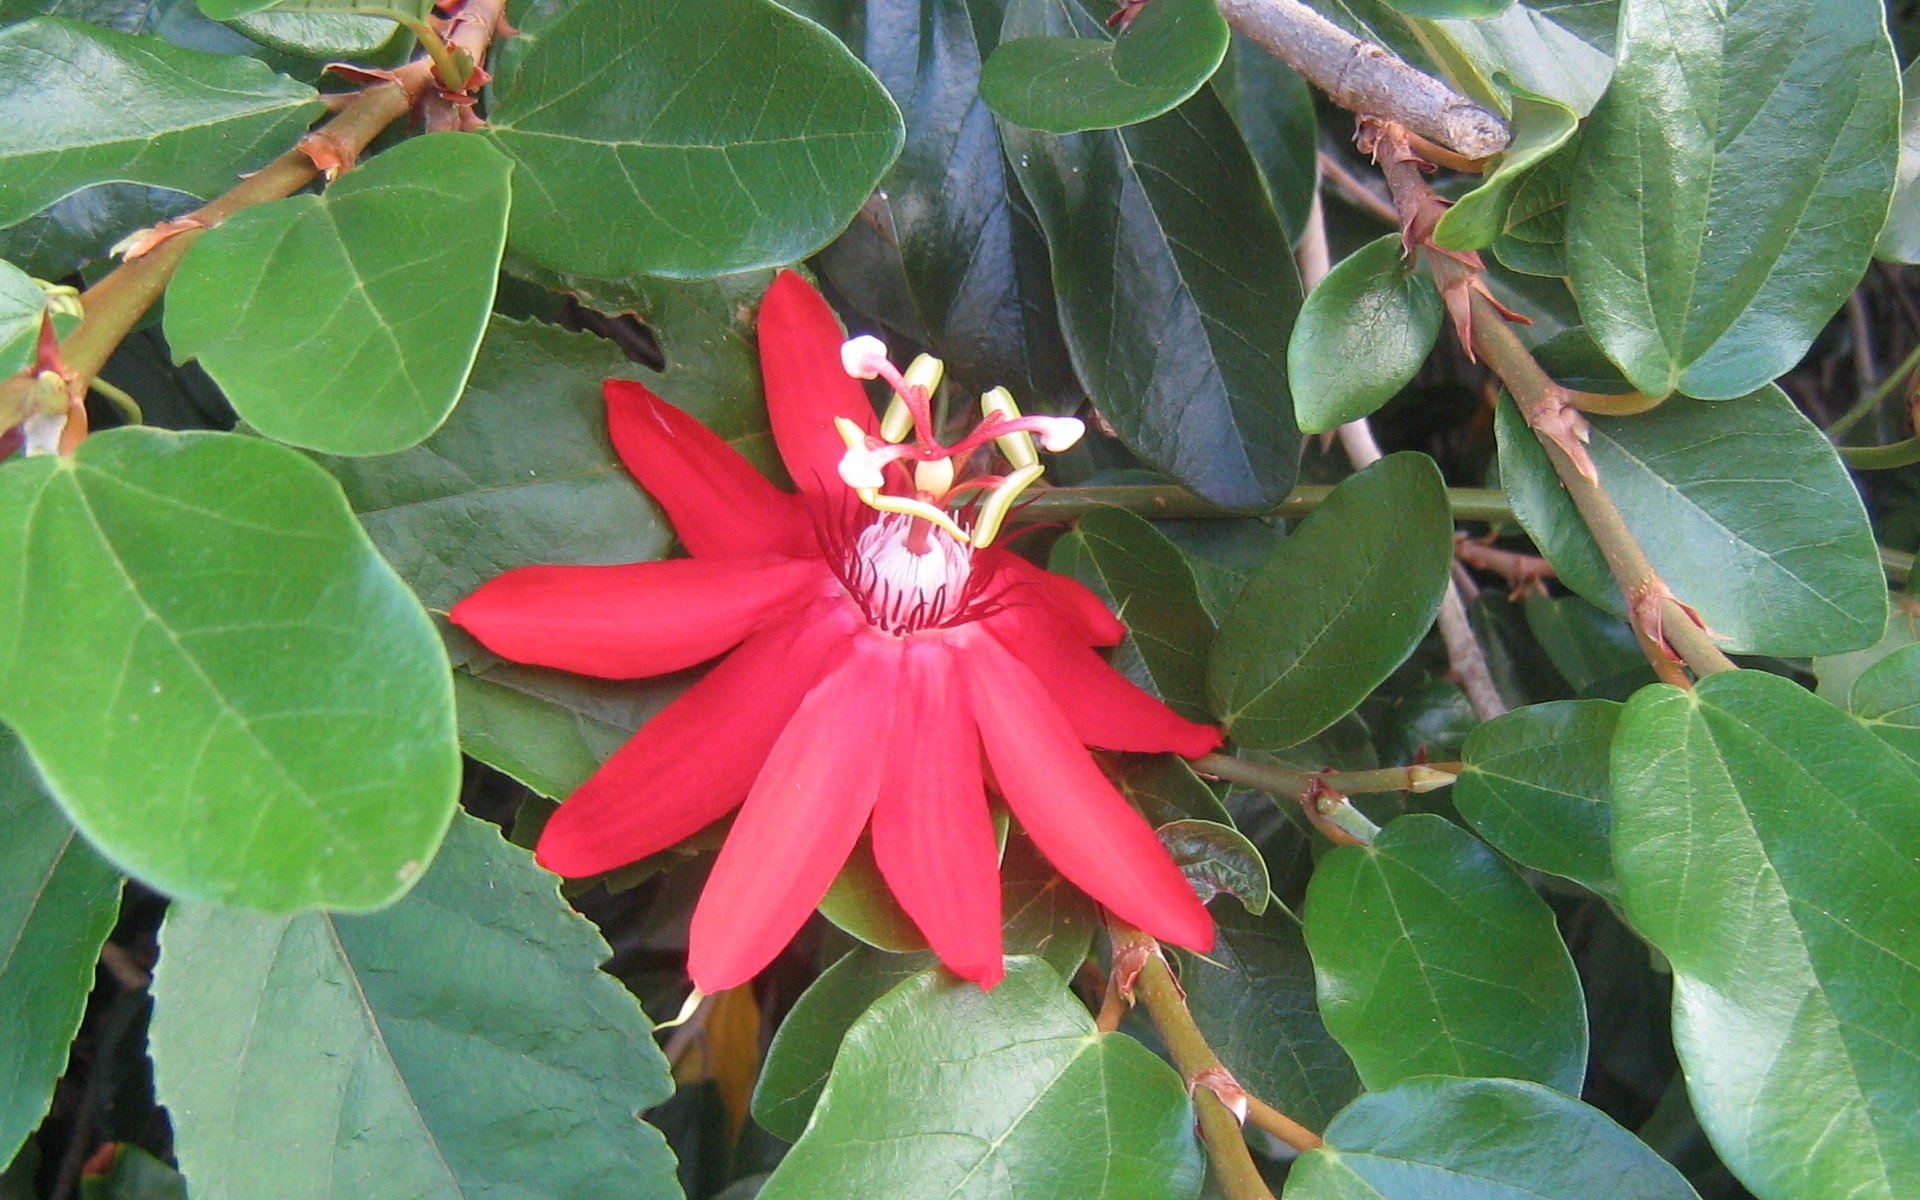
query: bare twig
1218 0 1509 159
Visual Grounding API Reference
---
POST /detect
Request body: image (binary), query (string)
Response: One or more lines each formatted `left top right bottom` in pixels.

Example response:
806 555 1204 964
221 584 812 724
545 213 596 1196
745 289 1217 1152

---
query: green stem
1830 340 1920 439
1842 436 1920 470
1660 597 1736 676
88 377 142 425
1564 388 1665 417
1018 484 1515 524
1190 754 1387 845
388 13 470 91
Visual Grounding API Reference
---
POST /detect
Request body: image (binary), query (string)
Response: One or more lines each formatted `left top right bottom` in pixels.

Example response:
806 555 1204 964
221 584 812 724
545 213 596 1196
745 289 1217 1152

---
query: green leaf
759 957 1203 1200
980 0 1228 133
1416 3 1616 117
1209 453 1453 750
1490 141 1573 276
1303 813 1588 1093
1377 0 1511 19
1285 1076 1701 1200
752 945 933 1142
1214 34 1318 238
0 17 322 228
0 259 49 378
1496 388 1888 655
1157 819 1269 913
484 0 903 279
1850 641 1920 769
1566 0 1900 399
1288 235 1444 434
1611 672 1920 1200
1455 699 1620 896
78 1146 185 1200
1877 62 1920 263
0 728 121 1166
1433 90 1578 251
1814 603 1920 703
1050 505 1214 719
1182 901 1360 1131
860 0 1076 405
167 133 512 456
1522 593 1653 699
0 183 198 280
227 4 413 61
150 812 680 1200
999 0 1302 510
1111 753 1232 826
0 428 459 912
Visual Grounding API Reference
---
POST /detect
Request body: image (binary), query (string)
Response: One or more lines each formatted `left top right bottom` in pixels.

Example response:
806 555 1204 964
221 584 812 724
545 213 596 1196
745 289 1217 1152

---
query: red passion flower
451 272 1219 993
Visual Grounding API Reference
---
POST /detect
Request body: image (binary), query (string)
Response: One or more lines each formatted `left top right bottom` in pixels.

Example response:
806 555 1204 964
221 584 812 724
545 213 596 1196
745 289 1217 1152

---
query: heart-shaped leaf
758 957 1203 1200
0 18 321 228
0 729 121 1166
1567 0 1900 398
1612 672 1920 1200
485 0 903 278
981 0 1229 133
1496 387 1888 656
1304 814 1588 1093
1284 1076 1700 1199
1455 699 1620 896
1289 234 1444 434
1209 453 1453 750
167 133 512 457
150 813 680 1200
0 429 459 912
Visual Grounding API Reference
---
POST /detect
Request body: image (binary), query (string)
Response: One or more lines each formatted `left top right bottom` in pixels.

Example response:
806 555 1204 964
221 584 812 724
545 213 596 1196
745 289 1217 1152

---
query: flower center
845 512 974 635
834 338 1084 550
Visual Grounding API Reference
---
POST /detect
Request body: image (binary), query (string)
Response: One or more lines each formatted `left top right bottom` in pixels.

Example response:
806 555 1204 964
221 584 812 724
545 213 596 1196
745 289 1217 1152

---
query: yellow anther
866 492 972 544
834 415 870 450
980 387 1038 469
970 463 1044 549
913 455 956 500
880 394 914 443
904 353 945 396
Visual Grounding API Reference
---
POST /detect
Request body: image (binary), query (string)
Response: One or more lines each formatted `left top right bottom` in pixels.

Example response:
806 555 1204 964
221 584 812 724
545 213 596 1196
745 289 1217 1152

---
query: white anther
841 335 891 380
1034 416 1085 452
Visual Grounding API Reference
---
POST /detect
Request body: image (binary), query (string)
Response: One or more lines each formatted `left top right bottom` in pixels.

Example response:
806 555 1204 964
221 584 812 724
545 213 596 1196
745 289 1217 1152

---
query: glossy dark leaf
980 0 1228 133
1566 0 1900 398
0 429 459 912
1157 819 1268 913
485 0 904 278
1284 1076 1700 1199
1612 672 1920 1200
1213 33 1318 238
759 958 1203 1200
0 17 320 228
1455 699 1620 896
150 813 680 1200
1289 234 1444 434
1496 388 1888 655
1304 814 1588 1093
1210 454 1453 750
0 729 120 1166
999 0 1302 509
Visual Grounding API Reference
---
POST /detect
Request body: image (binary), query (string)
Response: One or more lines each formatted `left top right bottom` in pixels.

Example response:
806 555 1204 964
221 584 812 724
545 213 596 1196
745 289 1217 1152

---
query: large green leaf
0 429 459 912
1209 453 1453 750
0 183 198 280
0 729 121 1166
1284 1076 1700 1200
860 0 1076 404
1496 388 1888 655
759 957 1203 1200
999 0 1301 510
1455 699 1620 897
1416 2 1616 117
1566 0 1900 398
1850 641 1920 769
484 0 903 279
1877 61 1920 262
980 0 1228 133
1303 814 1588 1093
167 133 512 456
0 17 321 228
1611 672 1920 1200
1213 34 1318 238
1289 235 1443 434
1180 901 1359 1131
1048 505 1214 719
150 812 680 1200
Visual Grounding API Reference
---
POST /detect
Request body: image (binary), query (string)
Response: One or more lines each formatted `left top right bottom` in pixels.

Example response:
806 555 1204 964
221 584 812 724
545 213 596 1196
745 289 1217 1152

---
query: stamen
971 463 1044 548
866 493 971 544
980 387 1038 469
841 335 891 380
913 455 956 500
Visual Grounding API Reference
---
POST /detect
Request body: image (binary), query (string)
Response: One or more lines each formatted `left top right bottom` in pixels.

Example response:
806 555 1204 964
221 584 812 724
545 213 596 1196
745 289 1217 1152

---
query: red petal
985 606 1221 758
757 271 879 499
872 637 1004 989
985 552 1126 646
604 380 810 557
959 628 1214 954
534 603 854 877
451 555 825 679
687 630 902 992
